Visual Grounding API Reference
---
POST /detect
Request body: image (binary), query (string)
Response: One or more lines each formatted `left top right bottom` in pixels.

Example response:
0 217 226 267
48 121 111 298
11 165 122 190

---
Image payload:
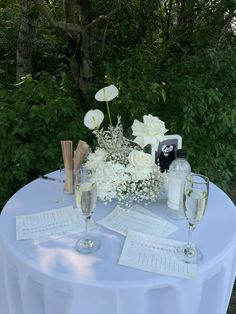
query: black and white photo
153 135 182 172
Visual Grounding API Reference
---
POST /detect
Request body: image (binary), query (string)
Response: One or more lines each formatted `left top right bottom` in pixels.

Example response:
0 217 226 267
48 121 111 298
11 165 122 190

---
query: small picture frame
152 135 182 172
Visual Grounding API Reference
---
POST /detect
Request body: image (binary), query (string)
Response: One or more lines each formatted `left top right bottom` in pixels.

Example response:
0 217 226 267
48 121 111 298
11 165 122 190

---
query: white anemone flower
95 85 119 126
84 109 104 130
95 84 119 102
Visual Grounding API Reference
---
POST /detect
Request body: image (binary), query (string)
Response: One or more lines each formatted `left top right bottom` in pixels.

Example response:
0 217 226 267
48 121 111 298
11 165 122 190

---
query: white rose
95 85 119 102
84 109 104 130
127 150 154 180
131 114 168 148
128 150 154 170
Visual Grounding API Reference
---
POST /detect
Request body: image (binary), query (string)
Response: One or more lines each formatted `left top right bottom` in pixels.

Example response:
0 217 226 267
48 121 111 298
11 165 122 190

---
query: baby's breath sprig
95 117 135 165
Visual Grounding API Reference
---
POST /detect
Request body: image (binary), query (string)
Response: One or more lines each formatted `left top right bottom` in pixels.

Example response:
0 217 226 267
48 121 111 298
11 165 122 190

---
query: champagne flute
177 173 209 263
74 171 101 254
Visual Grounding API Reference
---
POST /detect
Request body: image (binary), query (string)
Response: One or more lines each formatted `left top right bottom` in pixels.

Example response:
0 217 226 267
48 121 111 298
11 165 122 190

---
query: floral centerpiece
83 85 168 206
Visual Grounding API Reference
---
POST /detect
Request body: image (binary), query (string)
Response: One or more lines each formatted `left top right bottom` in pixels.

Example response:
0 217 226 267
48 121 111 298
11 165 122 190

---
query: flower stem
106 101 112 126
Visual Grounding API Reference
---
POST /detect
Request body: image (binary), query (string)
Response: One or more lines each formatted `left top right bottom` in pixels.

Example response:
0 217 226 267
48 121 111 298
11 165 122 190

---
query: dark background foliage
0 0 235 209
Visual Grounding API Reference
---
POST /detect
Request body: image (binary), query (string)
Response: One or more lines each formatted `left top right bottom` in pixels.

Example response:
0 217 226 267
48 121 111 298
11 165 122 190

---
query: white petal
133 136 146 148
131 120 146 136
95 85 119 102
156 134 166 142
84 109 104 130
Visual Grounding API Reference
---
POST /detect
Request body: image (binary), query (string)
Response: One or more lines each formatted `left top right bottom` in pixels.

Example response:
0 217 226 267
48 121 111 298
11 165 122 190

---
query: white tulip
84 109 104 130
95 85 119 102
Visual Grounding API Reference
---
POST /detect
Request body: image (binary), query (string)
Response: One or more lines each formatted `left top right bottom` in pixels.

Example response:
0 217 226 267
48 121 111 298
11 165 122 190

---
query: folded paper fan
61 140 73 194
74 140 90 172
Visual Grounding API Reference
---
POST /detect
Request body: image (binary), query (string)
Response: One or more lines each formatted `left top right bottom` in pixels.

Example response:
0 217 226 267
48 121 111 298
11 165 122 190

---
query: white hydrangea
93 161 129 202
86 148 106 171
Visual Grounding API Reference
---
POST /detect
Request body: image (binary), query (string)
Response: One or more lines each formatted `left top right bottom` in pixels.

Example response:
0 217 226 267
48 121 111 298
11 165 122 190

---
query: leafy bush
0 1 20 82
0 73 88 208
93 46 167 137
161 48 236 191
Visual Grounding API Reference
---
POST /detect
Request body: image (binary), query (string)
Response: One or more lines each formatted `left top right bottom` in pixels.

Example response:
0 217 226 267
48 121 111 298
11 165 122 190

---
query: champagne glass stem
185 225 195 257
85 216 90 234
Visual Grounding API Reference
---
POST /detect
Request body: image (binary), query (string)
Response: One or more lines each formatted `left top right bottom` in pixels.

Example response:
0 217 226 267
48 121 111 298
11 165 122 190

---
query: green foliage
32 16 68 76
0 1 20 82
0 73 88 208
94 45 236 191
92 44 167 138
92 1 236 192
0 1 68 82
161 47 236 191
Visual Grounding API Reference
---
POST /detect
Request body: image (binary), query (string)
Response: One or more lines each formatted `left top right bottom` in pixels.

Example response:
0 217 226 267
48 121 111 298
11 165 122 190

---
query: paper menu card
119 230 197 279
16 206 84 241
97 205 178 238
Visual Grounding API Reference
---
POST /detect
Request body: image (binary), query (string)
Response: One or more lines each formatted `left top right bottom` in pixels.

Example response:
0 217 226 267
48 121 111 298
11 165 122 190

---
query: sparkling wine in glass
74 172 101 254
177 174 209 263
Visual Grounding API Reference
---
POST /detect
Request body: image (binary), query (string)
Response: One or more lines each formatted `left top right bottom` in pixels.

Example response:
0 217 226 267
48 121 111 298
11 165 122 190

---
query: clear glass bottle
167 149 191 220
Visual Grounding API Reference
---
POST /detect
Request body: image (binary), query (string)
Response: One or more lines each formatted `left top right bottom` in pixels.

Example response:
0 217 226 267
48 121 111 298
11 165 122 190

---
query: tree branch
33 0 123 34
33 0 83 33
217 10 236 47
101 23 109 56
84 0 124 30
166 0 173 39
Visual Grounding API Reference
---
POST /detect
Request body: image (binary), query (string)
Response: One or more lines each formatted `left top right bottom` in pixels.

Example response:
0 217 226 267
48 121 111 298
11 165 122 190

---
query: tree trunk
63 0 93 98
16 0 38 81
33 0 122 97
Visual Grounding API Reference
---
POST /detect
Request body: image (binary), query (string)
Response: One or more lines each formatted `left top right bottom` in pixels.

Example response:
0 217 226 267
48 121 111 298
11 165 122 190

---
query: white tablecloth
0 172 236 314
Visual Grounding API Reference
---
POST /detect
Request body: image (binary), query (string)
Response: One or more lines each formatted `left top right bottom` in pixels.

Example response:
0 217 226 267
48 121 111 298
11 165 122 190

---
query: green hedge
0 73 88 208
